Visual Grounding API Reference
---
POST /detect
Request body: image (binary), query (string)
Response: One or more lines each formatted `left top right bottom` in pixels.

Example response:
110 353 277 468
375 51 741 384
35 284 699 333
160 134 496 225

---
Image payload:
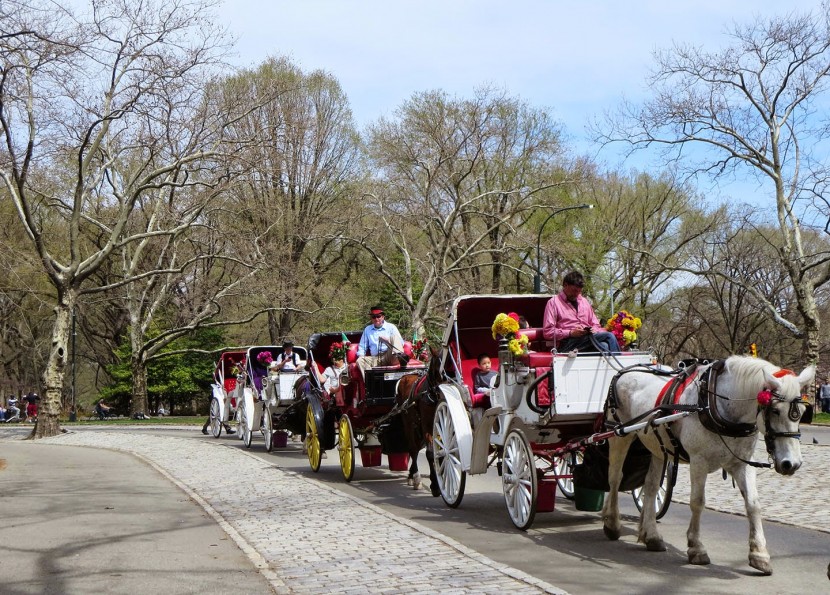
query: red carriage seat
461 360 499 408
224 378 237 393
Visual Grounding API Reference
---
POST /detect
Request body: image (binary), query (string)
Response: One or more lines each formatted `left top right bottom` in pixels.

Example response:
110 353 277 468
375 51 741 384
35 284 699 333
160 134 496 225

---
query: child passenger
472 353 497 408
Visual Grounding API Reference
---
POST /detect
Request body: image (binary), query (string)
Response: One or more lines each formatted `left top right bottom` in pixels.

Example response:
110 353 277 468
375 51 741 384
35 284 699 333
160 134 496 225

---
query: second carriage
302 331 425 481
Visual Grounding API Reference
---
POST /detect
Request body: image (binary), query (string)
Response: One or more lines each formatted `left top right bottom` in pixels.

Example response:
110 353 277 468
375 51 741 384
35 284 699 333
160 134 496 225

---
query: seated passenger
355 305 405 378
472 353 497 408
542 270 620 354
274 341 304 372
318 344 349 406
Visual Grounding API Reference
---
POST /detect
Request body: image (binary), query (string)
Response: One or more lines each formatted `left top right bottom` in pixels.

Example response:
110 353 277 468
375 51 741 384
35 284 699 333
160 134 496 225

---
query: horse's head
760 364 814 475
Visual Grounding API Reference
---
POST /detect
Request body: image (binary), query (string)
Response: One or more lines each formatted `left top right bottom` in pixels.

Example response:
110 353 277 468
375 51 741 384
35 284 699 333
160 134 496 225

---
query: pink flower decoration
757 390 773 406
507 312 520 322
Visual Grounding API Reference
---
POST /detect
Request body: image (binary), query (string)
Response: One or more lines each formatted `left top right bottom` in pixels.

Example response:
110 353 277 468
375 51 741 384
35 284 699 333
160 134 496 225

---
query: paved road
2 424 828 594
1 428 561 594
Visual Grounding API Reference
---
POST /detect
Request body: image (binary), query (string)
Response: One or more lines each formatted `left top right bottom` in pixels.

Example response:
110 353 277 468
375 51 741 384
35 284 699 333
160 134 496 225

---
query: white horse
602 355 814 575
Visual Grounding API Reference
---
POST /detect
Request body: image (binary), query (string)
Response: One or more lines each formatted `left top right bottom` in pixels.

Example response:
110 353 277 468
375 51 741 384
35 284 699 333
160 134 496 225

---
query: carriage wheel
632 460 674 520
209 398 222 438
432 401 466 508
338 415 355 482
553 451 582 500
234 407 244 440
502 428 537 531
305 403 323 472
264 408 274 452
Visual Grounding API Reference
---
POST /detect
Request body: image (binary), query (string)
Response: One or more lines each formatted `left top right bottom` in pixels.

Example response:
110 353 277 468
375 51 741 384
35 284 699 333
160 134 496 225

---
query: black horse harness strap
697 359 757 438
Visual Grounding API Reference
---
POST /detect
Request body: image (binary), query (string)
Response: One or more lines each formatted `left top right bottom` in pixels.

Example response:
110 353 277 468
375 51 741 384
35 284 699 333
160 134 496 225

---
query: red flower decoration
757 390 773 406
507 312 520 322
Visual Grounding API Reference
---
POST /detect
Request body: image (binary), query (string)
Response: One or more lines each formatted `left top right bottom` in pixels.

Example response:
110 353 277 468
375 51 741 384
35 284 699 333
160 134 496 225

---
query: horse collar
698 360 757 438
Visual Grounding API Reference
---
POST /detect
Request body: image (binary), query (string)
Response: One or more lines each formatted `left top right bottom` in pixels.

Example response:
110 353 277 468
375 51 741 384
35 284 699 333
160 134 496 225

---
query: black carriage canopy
449 295 552 361
307 331 363 368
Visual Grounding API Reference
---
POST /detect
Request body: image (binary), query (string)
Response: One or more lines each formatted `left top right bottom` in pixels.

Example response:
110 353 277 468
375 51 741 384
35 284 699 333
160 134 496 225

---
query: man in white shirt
274 341 304 372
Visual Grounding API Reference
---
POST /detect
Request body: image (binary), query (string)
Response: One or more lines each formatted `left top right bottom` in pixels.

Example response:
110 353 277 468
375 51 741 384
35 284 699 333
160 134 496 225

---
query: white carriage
431 295 657 529
234 345 309 450
208 349 247 438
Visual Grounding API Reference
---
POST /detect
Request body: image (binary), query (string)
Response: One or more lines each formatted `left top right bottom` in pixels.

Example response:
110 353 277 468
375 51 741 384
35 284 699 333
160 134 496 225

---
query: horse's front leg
602 434 634 541
731 464 772 575
687 461 710 565
638 453 667 551
408 452 421 490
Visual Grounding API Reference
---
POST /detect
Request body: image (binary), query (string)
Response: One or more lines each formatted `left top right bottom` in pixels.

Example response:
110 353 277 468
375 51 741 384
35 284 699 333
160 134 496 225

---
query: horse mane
427 345 442 385
724 355 779 394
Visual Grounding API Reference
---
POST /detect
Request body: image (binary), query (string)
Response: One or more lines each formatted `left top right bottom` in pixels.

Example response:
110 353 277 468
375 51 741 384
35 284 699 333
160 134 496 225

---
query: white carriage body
437 295 655 466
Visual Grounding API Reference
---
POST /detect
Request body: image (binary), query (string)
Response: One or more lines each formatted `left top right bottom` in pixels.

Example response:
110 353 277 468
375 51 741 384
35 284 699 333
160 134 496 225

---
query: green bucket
574 486 605 511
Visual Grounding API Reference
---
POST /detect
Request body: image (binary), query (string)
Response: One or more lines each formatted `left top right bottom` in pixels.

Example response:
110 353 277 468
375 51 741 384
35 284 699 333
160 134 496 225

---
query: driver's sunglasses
370 314 383 319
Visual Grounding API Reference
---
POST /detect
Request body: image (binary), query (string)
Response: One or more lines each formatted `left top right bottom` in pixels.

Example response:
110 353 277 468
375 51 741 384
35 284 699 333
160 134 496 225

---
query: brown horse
395 346 442 496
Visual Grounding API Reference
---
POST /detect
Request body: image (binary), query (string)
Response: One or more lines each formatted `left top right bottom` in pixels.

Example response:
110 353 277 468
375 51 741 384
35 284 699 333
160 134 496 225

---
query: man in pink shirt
543 270 620 353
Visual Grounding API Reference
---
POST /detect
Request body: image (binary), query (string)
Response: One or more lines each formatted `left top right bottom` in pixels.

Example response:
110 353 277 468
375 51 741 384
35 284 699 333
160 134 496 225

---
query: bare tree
364 88 574 336
219 57 361 341
596 5 830 362
0 0 236 437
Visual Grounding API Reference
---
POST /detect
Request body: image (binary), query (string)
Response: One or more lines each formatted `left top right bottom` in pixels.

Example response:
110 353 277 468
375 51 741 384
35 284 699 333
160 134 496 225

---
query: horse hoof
645 538 667 552
688 552 710 565
749 555 772 576
413 480 422 490
430 484 441 497
407 477 414 486
603 525 620 541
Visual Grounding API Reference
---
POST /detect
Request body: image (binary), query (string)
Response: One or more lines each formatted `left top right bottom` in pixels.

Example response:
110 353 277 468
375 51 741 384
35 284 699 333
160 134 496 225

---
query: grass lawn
812 411 830 425
60 415 205 425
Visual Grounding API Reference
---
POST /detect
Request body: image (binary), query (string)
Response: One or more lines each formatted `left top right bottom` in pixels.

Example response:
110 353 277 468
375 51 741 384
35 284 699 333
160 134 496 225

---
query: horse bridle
760 389 805 459
700 362 805 467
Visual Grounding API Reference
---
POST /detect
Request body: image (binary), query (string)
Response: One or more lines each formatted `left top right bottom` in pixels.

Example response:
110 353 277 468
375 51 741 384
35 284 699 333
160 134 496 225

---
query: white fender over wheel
502 427 537 530
432 394 470 508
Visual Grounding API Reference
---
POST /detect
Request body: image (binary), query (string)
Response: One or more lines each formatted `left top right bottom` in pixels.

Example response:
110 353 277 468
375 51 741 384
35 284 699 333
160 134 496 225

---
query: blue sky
218 1 821 205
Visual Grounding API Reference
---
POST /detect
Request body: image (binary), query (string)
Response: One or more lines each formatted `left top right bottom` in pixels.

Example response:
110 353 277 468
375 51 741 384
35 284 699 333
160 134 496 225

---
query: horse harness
607 359 804 470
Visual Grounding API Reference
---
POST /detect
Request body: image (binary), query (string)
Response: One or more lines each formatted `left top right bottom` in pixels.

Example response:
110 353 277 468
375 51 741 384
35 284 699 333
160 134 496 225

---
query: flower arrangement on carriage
606 310 642 349
412 337 430 362
491 312 529 356
256 351 273 366
329 341 348 361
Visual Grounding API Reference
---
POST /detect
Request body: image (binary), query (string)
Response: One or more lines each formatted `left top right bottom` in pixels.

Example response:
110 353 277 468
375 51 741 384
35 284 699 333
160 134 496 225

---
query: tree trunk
131 357 149 416
31 298 73 439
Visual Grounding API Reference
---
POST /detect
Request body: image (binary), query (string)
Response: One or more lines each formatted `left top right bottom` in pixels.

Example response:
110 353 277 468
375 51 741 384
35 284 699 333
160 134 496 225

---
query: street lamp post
534 204 594 293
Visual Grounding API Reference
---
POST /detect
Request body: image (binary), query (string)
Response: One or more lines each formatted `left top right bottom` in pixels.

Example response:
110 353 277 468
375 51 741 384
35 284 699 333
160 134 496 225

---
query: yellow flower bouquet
492 312 529 356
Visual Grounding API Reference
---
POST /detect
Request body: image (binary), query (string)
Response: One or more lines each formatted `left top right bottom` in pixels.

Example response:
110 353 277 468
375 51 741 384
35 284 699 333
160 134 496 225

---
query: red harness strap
654 372 697 408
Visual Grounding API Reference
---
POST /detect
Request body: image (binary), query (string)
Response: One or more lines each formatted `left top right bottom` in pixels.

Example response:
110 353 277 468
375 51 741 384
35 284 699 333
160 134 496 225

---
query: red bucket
537 479 557 513
387 452 410 471
360 446 382 467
